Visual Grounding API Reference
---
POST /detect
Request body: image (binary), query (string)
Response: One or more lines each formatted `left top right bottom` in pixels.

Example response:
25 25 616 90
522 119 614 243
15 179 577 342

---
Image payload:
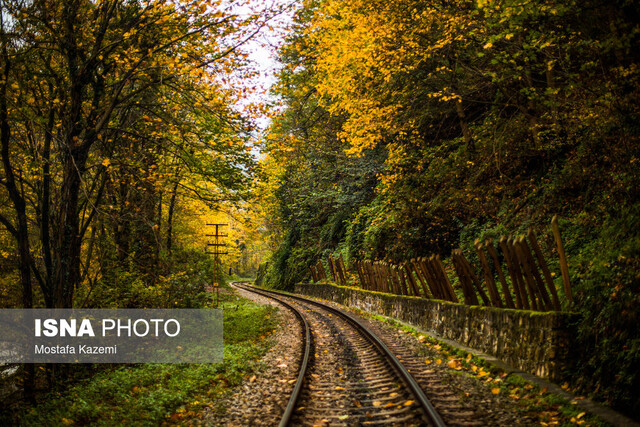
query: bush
566 206 640 417
79 249 214 308
572 256 640 417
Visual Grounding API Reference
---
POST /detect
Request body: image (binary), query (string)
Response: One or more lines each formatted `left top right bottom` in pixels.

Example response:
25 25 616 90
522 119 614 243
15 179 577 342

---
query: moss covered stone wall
295 283 577 380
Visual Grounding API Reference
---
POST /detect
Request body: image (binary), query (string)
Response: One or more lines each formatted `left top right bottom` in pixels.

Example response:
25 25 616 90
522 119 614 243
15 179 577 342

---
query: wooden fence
308 216 572 312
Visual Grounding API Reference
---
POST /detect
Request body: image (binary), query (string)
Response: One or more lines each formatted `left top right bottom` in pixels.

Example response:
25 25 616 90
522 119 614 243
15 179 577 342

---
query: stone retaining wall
295 283 577 380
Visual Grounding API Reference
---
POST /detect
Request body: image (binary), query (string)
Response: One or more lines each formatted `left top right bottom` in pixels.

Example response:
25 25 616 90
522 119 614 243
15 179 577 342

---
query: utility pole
205 223 227 308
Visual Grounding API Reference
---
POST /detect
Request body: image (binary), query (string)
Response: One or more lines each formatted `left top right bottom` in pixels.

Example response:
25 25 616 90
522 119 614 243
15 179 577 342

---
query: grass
14 291 278 426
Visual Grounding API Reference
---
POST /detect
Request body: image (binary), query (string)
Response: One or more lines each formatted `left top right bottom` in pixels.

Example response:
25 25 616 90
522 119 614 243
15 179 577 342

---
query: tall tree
0 0 259 307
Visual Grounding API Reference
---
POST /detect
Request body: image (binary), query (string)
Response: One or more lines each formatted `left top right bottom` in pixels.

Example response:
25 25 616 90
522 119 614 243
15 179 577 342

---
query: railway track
235 283 452 426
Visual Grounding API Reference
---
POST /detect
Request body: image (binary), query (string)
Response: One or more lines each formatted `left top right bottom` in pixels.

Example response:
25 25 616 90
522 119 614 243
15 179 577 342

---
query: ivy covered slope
259 0 640 418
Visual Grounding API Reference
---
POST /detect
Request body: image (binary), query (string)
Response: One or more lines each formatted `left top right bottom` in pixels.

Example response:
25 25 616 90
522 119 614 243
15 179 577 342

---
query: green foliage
76 249 215 308
15 294 278 426
0 271 20 308
264 229 321 291
568 209 640 417
344 199 392 260
457 221 510 269
572 257 640 417
254 262 268 288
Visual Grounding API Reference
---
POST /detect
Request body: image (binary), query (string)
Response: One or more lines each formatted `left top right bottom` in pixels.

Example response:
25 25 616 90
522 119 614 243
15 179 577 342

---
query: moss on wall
295 283 577 380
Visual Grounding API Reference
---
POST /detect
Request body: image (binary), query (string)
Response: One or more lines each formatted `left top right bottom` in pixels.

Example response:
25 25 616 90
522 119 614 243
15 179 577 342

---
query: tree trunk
0 33 35 402
455 100 474 153
1 39 33 309
53 147 90 307
166 180 179 253
40 102 55 307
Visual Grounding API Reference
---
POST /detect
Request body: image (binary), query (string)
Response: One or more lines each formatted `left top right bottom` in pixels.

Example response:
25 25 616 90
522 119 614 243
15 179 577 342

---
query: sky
229 0 297 132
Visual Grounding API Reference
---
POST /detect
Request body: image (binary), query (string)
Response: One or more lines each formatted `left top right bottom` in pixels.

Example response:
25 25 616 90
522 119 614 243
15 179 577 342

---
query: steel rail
237 283 447 427
233 283 311 427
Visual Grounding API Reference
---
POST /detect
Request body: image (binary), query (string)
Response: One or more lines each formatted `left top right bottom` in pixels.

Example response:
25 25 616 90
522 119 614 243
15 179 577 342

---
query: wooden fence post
551 215 572 304
418 257 442 299
411 258 431 298
427 256 448 300
475 240 503 307
501 236 529 310
418 257 437 298
337 254 347 286
398 265 410 296
514 237 544 311
317 260 326 280
370 262 376 291
452 250 479 305
511 237 538 311
327 255 336 282
433 255 458 302
367 261 377 292
385 264 393 294
362 262 370 290
375 262 386 292
332 256 340 285
458 250 490 305
357 262 363 289
404 262 421 297
391 265 402 295
485 239 515 308
528 229 561 310
519 237 553 311
381 262 391 293
375 262 383 292
386 263 397 294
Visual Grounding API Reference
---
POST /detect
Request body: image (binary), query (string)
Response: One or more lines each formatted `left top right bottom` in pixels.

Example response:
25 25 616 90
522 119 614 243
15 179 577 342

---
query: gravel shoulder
199 285 302 426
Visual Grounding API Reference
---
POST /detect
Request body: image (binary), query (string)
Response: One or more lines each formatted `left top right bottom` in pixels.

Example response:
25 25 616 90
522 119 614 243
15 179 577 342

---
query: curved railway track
235 283 448 427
